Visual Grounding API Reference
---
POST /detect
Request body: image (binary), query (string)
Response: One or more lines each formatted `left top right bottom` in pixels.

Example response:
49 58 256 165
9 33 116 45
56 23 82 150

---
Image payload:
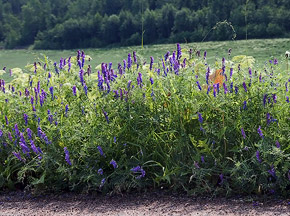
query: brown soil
0 191 289 216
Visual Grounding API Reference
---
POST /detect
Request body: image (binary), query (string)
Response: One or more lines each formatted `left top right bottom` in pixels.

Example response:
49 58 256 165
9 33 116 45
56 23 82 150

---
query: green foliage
1 0 290 49
1 44 290 196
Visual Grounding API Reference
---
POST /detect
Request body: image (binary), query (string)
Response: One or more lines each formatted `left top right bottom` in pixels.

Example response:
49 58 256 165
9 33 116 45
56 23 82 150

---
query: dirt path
0 191 289 216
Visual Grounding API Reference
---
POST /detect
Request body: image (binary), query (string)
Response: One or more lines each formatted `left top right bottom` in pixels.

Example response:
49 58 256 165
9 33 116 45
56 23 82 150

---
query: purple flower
268 165 276 178
14 124 20 136
223 83 228 94
177 43 181 60
30 96 34 106
110 159 118 169
0 129 2 137
206 67 210 84
27 128 32 140
197 112 203 124
204 51 207 60
5 116 8 125
98 168 103 175
219 174 224 185
131 166 146 179
241 128 246 139
150 77 154 85
64 147 72 165
207 85 211 95
23 114 28 126
49 86 54 100
213 85 217 97
100 178 106 188
164 51 170 61
286 96 289 103
256 150 262 163
127 80 132 90
123 59 127 71
257 126 264 138
133 51 137 64
102 110 109 124
272 94 277 103
201 156 205 163
137 73 143 87
150 56 154 71
79 69 84 85
274 59 278 65
12 152 22 161
8 132 13 142
243 101 247 110
65 104 69 116
266 113 271 125
249 68 252 77
84 84 88 96
242 82 247 92
276 141 281 148
263 94 267 106
19 142 30 154
72 86 77 96
230 68 233 79
127 53 132 69
97 146 105 157
196 81 202 91
30 140 39 154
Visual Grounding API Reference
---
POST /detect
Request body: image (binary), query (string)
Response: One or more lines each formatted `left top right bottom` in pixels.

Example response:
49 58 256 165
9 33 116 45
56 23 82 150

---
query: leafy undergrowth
0 45 290 197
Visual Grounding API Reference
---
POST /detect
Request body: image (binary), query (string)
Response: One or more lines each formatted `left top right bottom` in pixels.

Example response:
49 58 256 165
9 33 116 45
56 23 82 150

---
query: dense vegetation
0 44 290 196
0 0 290 49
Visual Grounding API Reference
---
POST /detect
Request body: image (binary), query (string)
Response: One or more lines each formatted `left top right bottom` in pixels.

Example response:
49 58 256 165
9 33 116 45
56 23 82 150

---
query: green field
1 38 290 79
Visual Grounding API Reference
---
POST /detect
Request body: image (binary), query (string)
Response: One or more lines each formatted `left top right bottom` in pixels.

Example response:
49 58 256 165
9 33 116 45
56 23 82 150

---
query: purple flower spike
49 86 54 100
150 56 154 71
201 156 205 163
5 116 9 125
24 114 28 126
196 81 202 91
241 128 246 139
64 147 72 165
102 110 109 124
127 53 132 69
177 43 181 60
276 141 281 148
268 165 276 178
12 152 22 161
235 86 239 94
257 126 264 138
100 178 106 188
110 159 118 169
197 112 203 124
256 150 262 163
242 82 247 92
72 86 77 96
131 166 146 179
98 168 103 175
97 146 105 157
150 77 154 85
223 83 228 94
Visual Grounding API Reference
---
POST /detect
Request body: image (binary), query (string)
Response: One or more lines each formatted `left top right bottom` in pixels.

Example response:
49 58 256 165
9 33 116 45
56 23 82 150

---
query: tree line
0 0 289 49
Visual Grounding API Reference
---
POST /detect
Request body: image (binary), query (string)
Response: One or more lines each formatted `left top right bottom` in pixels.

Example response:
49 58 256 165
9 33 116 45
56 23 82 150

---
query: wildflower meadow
0 44 290 196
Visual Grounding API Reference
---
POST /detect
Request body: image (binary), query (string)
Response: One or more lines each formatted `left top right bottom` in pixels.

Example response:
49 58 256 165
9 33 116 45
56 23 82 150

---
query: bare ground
0 191 289 216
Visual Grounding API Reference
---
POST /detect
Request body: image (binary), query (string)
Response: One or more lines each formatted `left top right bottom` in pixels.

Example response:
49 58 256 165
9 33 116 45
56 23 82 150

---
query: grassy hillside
1 38 290 81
